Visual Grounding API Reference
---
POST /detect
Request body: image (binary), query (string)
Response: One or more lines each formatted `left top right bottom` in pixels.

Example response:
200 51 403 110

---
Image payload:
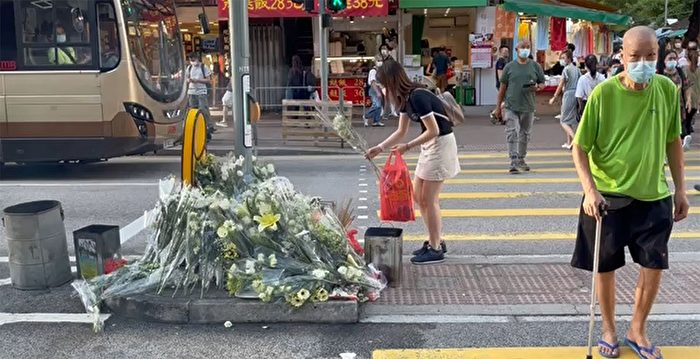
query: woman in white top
575 54 606 117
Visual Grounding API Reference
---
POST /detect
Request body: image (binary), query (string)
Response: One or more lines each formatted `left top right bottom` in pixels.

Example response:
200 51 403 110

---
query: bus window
19 0 95 68
121 0 184 103
97 2 119 71
0 0 18 71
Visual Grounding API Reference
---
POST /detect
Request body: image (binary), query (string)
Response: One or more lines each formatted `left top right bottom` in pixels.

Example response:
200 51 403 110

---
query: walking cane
586 201 609 359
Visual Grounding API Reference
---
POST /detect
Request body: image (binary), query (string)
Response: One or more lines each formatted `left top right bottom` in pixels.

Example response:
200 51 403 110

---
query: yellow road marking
402 232 700 241
439 191 581 199
372 347 700 359
378 207 700 218
442 177 700 185
377 150 700 161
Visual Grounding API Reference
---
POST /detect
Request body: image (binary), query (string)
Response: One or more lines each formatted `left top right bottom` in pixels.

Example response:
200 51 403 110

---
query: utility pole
664 0 669 26
319 0 328 101
228 0 253 166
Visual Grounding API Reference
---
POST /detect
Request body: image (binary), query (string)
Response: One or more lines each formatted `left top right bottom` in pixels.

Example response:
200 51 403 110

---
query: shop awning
501 0 631 26
400 0 487 9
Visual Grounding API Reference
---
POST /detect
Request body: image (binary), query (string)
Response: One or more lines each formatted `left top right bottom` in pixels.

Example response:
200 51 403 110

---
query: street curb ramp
105 292 359 324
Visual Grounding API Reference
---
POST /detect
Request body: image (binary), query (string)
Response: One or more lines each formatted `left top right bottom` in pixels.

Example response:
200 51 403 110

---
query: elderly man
571 26 689 359
494 40 545 174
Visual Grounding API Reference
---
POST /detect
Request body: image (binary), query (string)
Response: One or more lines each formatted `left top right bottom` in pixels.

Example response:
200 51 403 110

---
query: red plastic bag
379 150 415 222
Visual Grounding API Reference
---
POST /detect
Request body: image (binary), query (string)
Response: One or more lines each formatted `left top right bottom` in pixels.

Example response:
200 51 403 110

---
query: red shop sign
218 0 388 19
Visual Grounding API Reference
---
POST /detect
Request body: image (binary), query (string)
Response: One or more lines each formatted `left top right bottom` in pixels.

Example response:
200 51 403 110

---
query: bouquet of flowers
73 154 385 332
314 103 381 179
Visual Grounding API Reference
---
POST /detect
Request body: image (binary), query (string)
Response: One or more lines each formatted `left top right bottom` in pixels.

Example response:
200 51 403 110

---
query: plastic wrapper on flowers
72 154 386 332
314 103 381 179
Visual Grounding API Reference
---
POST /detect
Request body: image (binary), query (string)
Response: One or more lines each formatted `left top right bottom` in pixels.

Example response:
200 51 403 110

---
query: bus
0 0 186 165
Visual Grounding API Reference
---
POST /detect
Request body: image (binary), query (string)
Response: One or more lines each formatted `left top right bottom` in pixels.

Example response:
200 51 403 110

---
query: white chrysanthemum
312 269 328 280
266 164 275 174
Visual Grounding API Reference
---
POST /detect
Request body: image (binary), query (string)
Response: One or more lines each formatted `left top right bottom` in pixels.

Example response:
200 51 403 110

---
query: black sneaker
412 241 447 255
517 159 530 172
509 160 521 174
410 246 445 265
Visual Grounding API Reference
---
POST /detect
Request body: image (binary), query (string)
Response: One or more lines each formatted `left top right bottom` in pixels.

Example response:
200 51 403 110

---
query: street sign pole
319 0 328 102
229 0 253 167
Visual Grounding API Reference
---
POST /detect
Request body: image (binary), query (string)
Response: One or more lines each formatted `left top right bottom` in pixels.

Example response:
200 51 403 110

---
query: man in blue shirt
432 47 451 92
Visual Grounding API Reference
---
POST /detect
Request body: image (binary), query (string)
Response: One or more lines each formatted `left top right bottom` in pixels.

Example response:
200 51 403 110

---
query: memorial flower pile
73 154 385 332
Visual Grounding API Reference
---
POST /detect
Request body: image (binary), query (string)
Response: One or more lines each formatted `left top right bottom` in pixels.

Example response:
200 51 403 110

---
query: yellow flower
222 243 239 260
297 288 311 301
289 296 305 307
253 212 281 232
313 288 329 302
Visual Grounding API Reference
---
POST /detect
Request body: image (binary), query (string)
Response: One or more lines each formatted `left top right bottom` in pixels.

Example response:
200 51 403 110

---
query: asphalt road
1 153 699 358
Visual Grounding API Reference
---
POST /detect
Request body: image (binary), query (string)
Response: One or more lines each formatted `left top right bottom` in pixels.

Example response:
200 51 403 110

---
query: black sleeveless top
400 88 453 136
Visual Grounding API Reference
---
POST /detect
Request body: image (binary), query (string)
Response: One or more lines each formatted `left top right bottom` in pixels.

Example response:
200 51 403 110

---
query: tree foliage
594 0 696 27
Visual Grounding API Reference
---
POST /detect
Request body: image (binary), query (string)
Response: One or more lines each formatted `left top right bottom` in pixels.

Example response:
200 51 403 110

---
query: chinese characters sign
218 0 388 19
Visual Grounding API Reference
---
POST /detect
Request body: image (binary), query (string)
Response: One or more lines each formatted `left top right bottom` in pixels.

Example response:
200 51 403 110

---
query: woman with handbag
366 59 461 265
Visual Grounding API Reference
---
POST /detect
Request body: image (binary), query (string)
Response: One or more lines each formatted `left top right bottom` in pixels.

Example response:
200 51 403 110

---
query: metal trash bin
2 200 72 290
364 227 403 287
73 225 122 279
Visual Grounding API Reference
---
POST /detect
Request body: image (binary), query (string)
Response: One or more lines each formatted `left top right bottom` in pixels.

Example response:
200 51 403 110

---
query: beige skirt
415 133 461 182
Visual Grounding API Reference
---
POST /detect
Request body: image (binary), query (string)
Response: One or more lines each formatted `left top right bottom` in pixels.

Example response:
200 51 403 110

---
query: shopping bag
379 150 415 222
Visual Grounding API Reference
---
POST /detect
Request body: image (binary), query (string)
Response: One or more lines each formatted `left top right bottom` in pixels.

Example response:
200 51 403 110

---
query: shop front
313 9 396 107
398 1 487 105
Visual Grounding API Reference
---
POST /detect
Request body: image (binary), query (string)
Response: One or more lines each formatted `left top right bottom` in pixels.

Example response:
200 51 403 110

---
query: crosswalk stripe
439 191 582 199
402 232 700 241
372 347 700 359
380 150 700 160
406 166 700 175
443 176 700 185
378 207 700 218
393 158 700 168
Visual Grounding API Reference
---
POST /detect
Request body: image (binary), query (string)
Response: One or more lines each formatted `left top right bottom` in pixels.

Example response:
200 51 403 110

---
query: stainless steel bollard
363 227 403 287
2 200 72 290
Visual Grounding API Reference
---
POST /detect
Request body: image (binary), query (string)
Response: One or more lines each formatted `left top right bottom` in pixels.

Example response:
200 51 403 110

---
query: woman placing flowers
366 59 460 265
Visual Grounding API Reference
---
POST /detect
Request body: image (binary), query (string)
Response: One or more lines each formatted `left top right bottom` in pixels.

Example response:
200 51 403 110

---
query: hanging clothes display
550 17 567 51
518 22 530 40
536 16 550 51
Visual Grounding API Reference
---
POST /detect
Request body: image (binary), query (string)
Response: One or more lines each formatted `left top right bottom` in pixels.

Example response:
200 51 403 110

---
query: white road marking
357 206 368 210
0 313 111 326
0 278 11 286
357 215 369 220
360 165 367 169
0 182 158 187
361 314 700 324
359 190 368 193
359 183 368 187
361 315 511 324
359 197 368 201
358 178 366 182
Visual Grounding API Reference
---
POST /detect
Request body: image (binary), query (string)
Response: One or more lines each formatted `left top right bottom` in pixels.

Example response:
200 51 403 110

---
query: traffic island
105 288 359 324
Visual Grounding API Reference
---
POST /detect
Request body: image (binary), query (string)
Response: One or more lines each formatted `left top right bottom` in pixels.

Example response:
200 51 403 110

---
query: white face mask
559 59 567 66
57 34 66 43
376 61 383 67
381 49 389 56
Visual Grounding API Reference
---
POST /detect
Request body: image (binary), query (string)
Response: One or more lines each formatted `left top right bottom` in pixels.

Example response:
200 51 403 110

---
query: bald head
621 26 658 67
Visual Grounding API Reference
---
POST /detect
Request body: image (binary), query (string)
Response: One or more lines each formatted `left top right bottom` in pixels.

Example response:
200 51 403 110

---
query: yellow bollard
180 108 207 185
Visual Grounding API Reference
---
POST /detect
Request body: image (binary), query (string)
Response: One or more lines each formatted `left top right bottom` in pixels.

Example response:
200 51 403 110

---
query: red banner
218 0 388 19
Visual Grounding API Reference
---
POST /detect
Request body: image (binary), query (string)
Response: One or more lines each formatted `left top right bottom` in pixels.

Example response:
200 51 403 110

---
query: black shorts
571 195 673 273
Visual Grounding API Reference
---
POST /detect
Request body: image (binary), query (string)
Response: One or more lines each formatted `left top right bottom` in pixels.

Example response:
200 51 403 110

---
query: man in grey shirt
494 40 545 174
185 52 213 137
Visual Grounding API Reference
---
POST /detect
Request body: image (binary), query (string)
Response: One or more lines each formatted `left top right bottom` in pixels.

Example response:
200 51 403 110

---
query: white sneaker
683 135 692 151
216 121 228 128
363 118 369 127
555 114 562 120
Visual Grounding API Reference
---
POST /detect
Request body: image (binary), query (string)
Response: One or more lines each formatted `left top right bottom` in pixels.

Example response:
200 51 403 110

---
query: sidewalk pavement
177 106 570 156
366 259 700 318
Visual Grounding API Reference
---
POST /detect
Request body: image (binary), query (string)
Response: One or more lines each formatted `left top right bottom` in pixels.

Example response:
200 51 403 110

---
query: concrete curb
105 289 359 324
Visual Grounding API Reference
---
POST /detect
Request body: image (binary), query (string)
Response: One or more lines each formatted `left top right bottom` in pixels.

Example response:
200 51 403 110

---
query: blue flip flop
598 339 620 358
625 338 664 359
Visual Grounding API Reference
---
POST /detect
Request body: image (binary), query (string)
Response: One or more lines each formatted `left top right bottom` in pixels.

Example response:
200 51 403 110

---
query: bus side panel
0 75 7 135
4 72 104 137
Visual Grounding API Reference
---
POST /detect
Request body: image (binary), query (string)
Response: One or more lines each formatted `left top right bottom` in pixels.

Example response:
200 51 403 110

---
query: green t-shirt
500 59 545 113
573 74 682 201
